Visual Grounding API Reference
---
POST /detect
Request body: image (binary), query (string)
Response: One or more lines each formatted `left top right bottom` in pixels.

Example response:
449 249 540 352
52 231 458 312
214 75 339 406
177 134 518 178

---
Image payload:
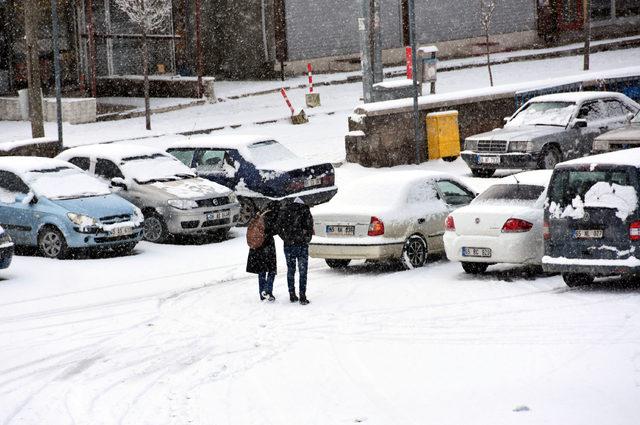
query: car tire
113 242 137 256
400 235 427 270
143 213 168 243
326 259 351 269
38 226 68 259
471 168 496 178
562 273 594 287
209 228 229 241
461 262 489 274
538 146 561 170
237 198 256 227
442 156 458 162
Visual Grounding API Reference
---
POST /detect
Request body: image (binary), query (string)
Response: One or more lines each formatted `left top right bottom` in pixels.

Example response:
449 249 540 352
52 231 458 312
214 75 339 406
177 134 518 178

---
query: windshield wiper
533 123 565 127
175 173 195 179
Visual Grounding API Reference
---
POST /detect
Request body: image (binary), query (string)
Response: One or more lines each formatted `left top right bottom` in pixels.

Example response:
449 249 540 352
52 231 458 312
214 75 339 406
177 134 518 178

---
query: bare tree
480 0 496 87
113 0 172 130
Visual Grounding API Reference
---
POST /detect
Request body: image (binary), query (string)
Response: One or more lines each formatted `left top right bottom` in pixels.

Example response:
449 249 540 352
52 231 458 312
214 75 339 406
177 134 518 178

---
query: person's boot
260 291 267 301
299 294 310 305
289 292 299 303
266 293 276 302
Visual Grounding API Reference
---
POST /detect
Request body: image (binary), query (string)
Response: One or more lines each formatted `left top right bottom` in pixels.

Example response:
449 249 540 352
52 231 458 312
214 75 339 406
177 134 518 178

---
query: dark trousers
258 272 275 295
284 245 308 296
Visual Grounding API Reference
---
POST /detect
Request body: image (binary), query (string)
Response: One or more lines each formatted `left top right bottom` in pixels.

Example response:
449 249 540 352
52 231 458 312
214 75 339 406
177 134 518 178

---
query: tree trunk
142 29 151 130
485 31 493 87
24 0 45 138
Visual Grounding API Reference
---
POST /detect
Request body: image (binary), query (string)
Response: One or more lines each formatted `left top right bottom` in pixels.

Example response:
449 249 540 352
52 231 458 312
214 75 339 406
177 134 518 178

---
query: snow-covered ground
2 46 640 424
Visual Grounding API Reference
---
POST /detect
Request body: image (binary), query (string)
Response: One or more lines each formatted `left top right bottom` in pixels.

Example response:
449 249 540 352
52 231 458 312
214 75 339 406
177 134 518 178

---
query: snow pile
121 155 195 183
505 104 575 127
584 182 637 220
151 178 230 199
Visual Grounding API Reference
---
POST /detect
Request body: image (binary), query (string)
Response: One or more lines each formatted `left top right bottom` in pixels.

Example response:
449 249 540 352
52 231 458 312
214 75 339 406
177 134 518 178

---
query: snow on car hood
595 124 640 142
467 125 566 142
549 182 638 221
150 177 231 199
52 194 136 219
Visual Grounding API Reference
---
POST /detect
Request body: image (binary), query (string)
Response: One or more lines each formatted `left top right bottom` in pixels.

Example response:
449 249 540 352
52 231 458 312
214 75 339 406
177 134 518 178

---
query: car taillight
501 218 533 233
321 174 335 186
445 215 455 232
543 221 550 240
368 216 384 236
630 221 640 240
287 180 305 192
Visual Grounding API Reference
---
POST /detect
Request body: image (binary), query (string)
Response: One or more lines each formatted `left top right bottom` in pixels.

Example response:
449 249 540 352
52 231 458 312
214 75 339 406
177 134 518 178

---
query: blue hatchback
0 157 144 259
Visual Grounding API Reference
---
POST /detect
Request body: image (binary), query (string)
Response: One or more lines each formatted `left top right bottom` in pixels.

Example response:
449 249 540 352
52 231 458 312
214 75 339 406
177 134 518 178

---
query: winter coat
278 202 314 247
246 208 279 274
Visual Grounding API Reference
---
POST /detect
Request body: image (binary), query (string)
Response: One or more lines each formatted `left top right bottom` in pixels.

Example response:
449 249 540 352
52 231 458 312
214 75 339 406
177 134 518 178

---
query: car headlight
593 139 610 151
508 141 530 152
228 192 238 203
167 199 199 210
67 213 97 230
464 139 478 150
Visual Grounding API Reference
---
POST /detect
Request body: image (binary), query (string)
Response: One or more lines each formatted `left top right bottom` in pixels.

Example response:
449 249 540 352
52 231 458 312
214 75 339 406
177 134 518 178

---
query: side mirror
573 119 588 129
29 193 38 205
111 177 128 190
626 112 636 123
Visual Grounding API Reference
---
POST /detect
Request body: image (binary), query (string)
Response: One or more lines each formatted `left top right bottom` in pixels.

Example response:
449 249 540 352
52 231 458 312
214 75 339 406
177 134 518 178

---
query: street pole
359 0 374 103
371 0 383 84
86 0 97 97
408 0 422 163
24 0 45 138
195 0 204 98
51 0 63 145
583 0 591 71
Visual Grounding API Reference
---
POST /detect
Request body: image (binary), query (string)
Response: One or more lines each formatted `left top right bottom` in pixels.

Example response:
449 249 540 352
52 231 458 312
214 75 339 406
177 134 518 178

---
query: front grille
477 140 507 153
202 218 230 228
196 197 229 208
100 214 132 225
181 221 199 229
95 234 138 243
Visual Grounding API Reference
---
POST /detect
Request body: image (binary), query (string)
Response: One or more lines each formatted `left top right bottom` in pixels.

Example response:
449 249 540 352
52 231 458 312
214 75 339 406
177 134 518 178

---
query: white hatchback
443 170 552 274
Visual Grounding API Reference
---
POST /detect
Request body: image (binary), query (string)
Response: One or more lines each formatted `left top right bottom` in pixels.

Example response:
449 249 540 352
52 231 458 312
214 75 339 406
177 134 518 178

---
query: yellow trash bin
426 110 461 162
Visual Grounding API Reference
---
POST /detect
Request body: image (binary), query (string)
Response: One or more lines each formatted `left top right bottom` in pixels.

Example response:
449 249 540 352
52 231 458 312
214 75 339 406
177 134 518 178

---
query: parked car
165 135 338 225
308 170 476 269
542 148 640 287
462 92 640 177
57 144 240 243
444 170 552 274
592 110 640 153
0 225 14 270
0 157 144 259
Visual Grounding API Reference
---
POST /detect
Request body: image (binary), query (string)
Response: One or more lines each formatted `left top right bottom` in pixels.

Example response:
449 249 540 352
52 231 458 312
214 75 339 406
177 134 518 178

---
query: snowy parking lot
2 47 640 424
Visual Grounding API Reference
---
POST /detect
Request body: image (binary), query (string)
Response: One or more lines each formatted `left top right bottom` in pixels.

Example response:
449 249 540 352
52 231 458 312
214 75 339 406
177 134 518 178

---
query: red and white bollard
305 63 321 108
281 87 308 125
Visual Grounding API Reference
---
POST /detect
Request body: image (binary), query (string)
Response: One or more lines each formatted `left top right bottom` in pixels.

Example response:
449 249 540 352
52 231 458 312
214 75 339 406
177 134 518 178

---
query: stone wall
96 76 216 100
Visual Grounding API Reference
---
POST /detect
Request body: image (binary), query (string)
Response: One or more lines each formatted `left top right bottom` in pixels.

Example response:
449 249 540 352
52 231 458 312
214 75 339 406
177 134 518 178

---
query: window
407 181 439 204
617 0 640 17
549 169 632 206
195 149 227 173
507 101 576 127
474 184 544 202
435 180 474 205
167 149 195 167
0 171 29 194
68 157 90 171
602 99 625 118
95 159 124 180
577 101 605 121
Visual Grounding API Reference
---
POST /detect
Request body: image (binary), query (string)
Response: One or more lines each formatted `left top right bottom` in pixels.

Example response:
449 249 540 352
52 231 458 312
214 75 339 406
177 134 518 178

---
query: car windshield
26 166 111 200
548 169 632 207
246 140 298 168
120 153 196 184
473 184 544 204
506 101 576 127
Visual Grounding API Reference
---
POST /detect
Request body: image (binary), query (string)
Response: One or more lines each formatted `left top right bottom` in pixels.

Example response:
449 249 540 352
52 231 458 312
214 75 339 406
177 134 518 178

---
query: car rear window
474 184 544 202
548 169 632 206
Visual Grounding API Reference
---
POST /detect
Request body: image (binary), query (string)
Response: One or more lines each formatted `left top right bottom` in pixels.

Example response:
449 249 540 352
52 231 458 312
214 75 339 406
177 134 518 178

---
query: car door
0 170 38 245
406 180 450 252
573 100 607 157
601 98 635 131
193 148 237 189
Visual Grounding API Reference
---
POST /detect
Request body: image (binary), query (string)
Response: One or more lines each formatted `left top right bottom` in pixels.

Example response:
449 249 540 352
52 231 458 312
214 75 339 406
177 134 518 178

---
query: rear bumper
0 243 14 269
542 256 640 276
444 232 542 264
461 151 541 170
309 241 404 260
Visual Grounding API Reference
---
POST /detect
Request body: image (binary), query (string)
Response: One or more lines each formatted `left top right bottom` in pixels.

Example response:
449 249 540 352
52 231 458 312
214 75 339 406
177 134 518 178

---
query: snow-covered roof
559 148 640 168
58 143 170 162
527 91 633 104
0 156 78 176
167 135 271 150
500 170 553 187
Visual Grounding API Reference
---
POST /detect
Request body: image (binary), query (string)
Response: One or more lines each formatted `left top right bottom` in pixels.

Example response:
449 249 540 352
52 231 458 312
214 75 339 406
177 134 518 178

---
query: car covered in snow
309 170 476 269
0 225 14 270
543 148 640 286
57 144 240 243
0 157 144 259
592 109 640 153
444 170 552 274
165 135 338 225
462 92 640 177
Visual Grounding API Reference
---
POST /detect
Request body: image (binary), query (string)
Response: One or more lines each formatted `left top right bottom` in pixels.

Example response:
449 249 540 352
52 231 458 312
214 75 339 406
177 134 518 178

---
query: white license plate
462 247 492 257
477 156 500 164
574 229 603 239
207 210 231 220
326 225 355 236
110 226 133 237
304 177 322 188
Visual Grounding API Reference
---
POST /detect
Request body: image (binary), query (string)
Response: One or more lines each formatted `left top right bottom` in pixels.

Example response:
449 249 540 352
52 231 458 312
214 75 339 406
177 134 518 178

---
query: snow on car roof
58 143 169 162
167 135 271 150
528 91 633 104
0 156 79 176
558 148 640 169
500 170 553 187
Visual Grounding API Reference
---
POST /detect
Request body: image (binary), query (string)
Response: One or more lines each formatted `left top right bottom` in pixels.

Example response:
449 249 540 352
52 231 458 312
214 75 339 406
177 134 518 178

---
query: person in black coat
246 201 280 301
278 197 314 305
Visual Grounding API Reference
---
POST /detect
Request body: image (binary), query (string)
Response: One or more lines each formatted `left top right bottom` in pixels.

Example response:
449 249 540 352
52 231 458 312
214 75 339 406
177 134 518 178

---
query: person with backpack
278 197 314 305
246 201 280 302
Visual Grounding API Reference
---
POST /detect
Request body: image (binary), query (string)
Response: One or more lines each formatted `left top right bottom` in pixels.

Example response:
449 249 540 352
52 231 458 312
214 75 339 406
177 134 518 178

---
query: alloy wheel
144 216 164 242
402 236 427 269
40 229 65 259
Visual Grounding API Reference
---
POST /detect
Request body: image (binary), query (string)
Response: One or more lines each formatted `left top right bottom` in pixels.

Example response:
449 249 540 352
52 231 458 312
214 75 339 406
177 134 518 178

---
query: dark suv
543 149 640 286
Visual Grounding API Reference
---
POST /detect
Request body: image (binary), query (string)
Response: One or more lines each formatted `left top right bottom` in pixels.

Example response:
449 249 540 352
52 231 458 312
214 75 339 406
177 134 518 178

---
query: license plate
477 155 500 164
207 210 231 220
574 229 603 239
110 226 133 237
462 247 492 257
326 225 355 236
304 177 322 188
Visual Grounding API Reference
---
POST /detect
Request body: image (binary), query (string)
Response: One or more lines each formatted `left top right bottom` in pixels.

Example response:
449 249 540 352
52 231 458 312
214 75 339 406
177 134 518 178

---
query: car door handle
599 126 608 131
418 218 426 224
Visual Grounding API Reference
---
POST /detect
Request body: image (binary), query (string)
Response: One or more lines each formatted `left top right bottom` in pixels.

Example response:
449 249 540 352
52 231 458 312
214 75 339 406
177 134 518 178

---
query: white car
443 170 552 274
309 170 476 269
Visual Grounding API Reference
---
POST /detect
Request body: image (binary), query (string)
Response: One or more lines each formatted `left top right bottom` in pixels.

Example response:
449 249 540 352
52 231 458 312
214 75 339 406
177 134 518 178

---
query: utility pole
51 0 63 145
195 0 204 98
24 0 45 138
408 0 422 163
86 0 97 97
371 0 382 84
359 0 382 103
583 0 591 71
